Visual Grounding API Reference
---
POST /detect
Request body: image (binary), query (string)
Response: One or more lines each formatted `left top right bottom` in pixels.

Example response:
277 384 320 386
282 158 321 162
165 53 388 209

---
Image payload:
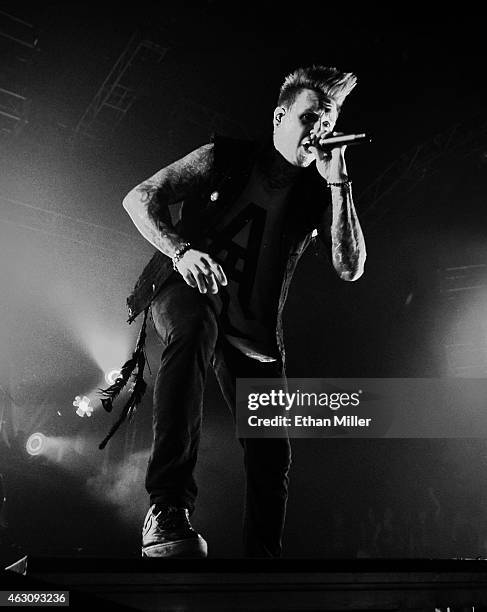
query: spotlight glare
73 395 93 418
105 369 122 385
26 433 46 456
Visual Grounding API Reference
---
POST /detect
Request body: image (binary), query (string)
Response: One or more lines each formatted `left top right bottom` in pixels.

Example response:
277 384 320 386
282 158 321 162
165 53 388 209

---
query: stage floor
3 556 487 611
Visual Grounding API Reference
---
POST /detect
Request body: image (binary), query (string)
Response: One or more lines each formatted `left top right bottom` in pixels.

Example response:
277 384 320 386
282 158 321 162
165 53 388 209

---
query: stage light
73 395 93 417
105 369 122 385
26 433 46 456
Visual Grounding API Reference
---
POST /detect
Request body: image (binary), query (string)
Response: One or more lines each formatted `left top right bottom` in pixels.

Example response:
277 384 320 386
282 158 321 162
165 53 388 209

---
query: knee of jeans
166 307 218 348
244 438 292 473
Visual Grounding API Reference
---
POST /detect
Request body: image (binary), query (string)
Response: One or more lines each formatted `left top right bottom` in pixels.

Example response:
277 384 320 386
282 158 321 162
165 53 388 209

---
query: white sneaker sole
142 535 208 558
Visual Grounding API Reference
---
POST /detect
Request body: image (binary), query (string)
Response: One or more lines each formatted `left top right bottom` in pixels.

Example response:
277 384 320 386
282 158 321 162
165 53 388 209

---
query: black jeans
145 276 291 557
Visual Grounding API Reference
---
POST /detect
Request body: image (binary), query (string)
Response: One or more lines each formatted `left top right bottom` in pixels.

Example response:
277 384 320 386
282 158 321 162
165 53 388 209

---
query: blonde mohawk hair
278 65 357 111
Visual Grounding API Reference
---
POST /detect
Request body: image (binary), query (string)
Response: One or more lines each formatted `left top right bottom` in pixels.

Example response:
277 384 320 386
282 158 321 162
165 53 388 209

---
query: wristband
172 242 192 270
327 180 352 188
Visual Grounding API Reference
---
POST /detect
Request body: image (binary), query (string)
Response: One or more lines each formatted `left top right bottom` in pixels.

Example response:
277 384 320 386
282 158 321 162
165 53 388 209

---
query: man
122 65 366 558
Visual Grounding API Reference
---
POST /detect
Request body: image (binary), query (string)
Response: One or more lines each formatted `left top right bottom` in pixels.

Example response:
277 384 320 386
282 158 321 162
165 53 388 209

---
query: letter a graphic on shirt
208 203 266 317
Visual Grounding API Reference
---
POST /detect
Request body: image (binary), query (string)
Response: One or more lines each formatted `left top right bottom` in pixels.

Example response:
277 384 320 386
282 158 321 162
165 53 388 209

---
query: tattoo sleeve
329 183 366 281
124 143 214 258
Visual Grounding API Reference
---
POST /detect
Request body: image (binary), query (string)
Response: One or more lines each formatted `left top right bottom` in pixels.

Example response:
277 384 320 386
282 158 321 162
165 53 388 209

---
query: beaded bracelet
327 180 352 188
172 242 192 270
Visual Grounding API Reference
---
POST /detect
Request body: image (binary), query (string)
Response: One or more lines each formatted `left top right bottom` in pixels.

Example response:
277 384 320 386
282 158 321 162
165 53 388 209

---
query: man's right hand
174 249 228 294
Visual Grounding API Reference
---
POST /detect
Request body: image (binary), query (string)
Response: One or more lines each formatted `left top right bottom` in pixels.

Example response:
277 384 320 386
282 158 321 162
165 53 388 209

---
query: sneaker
141 504 208 558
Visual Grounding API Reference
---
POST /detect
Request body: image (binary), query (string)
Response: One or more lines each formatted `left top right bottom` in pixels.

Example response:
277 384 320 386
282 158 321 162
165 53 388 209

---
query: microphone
304 133 371 151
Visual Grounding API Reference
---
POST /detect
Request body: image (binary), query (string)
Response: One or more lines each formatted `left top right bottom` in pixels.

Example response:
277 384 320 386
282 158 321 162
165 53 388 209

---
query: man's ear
273 106 286 129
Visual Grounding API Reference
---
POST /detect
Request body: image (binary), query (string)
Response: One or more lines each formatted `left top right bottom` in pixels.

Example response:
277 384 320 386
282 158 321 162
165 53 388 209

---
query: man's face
272 88 338 167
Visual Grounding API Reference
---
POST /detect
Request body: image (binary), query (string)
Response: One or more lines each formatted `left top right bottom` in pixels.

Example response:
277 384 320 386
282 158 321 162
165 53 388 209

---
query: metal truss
360 112 487 228
360 113 487 376
0 87 30 136
0 10 37 48
0 10 37 138
439 264 487 301
73 30 247 145
73 31 168 145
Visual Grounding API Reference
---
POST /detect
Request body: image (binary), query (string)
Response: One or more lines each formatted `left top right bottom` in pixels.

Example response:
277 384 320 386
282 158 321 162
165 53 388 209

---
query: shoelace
150 507 191 531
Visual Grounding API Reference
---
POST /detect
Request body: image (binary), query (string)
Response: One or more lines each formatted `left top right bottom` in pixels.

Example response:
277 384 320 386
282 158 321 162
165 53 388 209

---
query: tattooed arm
123 143 214 257
309 132 366 281
328 182 366 281
123 143 227 293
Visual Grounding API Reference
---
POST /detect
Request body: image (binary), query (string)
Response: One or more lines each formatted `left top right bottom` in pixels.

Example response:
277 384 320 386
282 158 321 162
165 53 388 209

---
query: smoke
86 450 150 524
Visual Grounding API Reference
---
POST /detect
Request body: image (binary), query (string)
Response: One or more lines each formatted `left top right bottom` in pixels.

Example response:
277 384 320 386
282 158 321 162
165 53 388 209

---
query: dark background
1 1 487 561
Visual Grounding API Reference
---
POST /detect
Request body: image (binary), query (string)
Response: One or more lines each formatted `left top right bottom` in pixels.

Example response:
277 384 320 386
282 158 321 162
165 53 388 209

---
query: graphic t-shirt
206 150 300 361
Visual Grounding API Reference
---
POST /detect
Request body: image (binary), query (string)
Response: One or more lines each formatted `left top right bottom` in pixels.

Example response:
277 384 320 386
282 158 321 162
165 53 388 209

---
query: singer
115 65 366 558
